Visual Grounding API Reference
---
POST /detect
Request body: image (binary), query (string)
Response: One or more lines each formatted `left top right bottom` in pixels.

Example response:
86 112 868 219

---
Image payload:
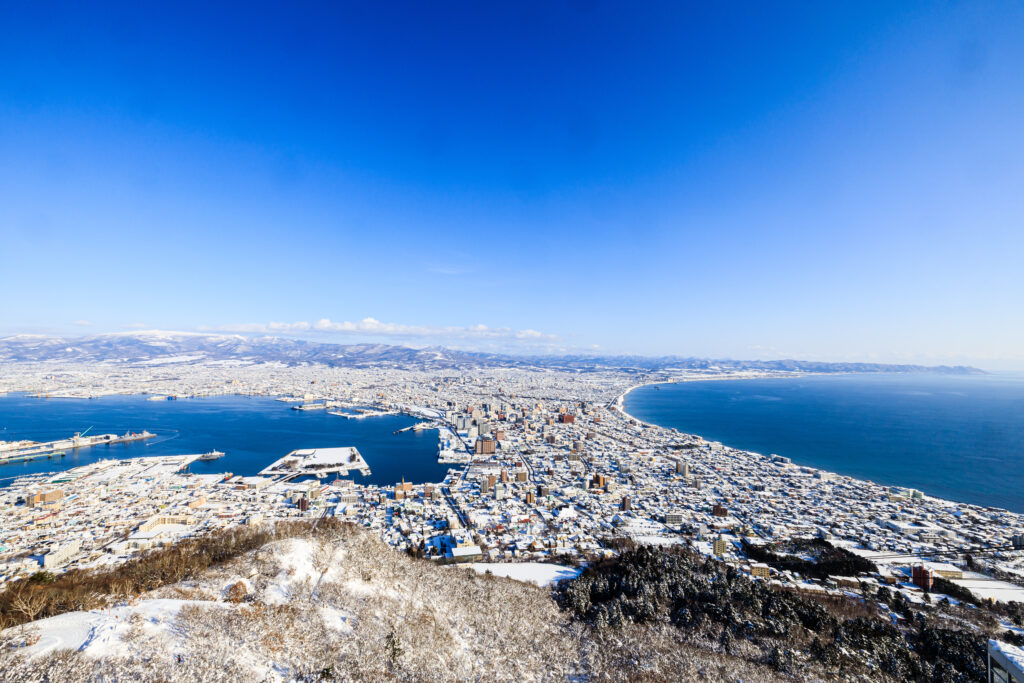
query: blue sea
0 394 449 487
625 374 1024 513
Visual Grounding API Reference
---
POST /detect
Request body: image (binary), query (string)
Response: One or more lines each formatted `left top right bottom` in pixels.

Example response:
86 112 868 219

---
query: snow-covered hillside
0 526 784 683
0 528 582 682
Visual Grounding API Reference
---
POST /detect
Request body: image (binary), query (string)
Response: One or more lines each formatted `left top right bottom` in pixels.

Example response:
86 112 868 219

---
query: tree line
0 518 353 630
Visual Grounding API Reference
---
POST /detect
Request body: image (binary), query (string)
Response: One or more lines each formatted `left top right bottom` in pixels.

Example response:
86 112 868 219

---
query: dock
259 447 371 479
0 430 155 466
1 451 66 465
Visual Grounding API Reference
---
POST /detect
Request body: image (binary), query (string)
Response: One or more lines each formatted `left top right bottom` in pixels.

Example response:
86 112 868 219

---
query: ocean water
0 394 449 487
625 374 1024 513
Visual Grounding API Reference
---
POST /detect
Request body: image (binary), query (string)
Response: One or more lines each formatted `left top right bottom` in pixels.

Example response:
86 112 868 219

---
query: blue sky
1 2 1022 369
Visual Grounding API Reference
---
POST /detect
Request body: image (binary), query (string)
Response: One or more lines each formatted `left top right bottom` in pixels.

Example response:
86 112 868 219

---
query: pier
327 408 396 419
394 421 437 434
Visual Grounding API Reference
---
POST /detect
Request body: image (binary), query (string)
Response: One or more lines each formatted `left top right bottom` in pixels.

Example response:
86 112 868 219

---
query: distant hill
522 353 985 375
0 331 488 370
0 331 984 374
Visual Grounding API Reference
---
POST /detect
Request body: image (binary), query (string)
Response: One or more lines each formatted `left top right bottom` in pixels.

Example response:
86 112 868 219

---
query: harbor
0 394 448 488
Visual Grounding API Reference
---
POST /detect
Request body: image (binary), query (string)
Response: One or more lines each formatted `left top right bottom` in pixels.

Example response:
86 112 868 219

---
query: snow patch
6 599 225 660
465 562 581 587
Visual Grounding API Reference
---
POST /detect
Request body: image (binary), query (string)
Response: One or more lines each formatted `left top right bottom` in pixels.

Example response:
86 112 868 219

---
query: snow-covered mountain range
0 331 982 374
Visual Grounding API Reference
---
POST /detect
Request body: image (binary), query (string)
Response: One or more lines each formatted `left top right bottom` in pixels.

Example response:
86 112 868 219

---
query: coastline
614 371 808 428
617 373 1024 514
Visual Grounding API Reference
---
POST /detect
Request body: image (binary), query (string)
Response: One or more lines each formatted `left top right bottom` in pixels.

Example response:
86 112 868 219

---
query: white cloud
220 321 313 334
206 317 559 346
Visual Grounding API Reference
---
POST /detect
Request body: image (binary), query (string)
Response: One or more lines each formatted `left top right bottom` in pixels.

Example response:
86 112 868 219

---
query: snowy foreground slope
0 531 571 682
7 555 579 663
0 527 783 683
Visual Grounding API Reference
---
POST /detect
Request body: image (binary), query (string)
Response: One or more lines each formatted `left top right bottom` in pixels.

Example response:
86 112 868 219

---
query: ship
198 450 225 461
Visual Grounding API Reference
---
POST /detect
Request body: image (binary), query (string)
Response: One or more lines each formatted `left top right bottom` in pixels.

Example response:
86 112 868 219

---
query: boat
198 450 225 461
